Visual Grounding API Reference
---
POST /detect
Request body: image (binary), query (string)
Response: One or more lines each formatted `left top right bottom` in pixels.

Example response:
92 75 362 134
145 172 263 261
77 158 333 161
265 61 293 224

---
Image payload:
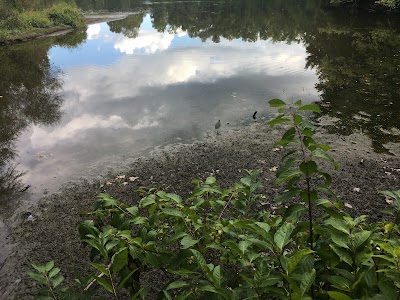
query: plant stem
107 266 119 300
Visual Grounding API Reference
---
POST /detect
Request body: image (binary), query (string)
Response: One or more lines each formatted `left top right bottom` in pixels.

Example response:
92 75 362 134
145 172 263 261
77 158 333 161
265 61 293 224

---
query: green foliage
0 2 84 43
46 3 84 27
29 99 400 299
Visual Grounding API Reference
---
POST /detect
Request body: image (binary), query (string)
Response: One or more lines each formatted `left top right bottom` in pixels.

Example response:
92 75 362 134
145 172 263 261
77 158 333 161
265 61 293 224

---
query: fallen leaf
272 148 281 152
385 197 394 205
129 176 139 182
122 182 128 186
353 187 360 192
106 181 113 186
116 175 125 180
344 203 353 209
269 166 278 172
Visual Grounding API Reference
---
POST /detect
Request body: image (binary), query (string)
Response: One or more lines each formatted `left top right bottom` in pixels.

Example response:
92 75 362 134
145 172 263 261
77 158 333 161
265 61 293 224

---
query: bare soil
0 123 399 299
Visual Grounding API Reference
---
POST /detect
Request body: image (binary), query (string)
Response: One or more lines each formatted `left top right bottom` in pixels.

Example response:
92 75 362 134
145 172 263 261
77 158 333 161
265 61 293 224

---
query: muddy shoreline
0 123 399 299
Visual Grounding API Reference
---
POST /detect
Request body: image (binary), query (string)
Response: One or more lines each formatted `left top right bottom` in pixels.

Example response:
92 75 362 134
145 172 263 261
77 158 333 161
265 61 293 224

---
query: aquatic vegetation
28 100 400 299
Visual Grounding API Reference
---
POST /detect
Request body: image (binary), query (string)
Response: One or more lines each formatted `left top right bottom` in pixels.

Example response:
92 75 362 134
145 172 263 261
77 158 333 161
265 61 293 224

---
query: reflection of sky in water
17 14 320 195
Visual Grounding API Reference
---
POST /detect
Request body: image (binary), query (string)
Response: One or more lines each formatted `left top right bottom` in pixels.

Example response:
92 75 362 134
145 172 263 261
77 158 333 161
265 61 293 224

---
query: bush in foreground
29 100 400 299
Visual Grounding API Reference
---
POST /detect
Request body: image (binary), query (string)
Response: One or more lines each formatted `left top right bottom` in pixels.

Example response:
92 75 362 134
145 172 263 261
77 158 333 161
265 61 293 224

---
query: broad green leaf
166 281 189 290
287 249 314 274
139 195 156 208
311 149 338 169
269 98 286 107
298 104 321 113
331 232 350 249
294 100 302 106
275 169 303 185
52 274 64 288
48 267 61 278
27 271 47 285
300 269 316 295
328 291 352 300
91 263 108 275
225 241 245 258
84 239 108 260
31 262 47 274
212 266 222 288
112 247 128 273
166 232 188 244
95 276 114 293
353 231 371 249
166 193 182 203
126 206 138 216
240 177 251 187
162 208 183 218
284 204 306 221
330 275 351 291
330 245 353 266
239 240 252 255
44 261 54 273
325 218 350 234
205 176 217 185
197 284 218 293
274 223 295 251
105 239 120 252
299 161 318 176
378 281 398 300
181 236 199 249
268 115 291 127
190 249 207 271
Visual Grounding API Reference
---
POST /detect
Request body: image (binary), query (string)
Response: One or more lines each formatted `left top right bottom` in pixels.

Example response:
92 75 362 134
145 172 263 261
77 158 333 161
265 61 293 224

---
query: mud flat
1 123 399 299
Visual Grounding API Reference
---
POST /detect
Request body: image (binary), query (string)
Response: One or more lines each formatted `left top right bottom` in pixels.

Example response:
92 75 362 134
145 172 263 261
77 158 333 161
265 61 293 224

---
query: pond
1 0 400 213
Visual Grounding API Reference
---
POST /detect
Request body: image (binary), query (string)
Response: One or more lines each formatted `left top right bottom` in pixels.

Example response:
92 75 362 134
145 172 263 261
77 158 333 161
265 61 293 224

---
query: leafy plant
29 99 400 299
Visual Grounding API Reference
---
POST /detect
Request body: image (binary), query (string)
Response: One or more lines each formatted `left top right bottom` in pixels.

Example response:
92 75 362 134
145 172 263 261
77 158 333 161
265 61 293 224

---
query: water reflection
0 30 86 203
18 12 317 195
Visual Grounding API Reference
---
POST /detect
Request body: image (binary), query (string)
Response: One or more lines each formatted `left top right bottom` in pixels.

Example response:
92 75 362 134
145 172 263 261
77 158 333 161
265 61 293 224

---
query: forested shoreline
0 0 399 44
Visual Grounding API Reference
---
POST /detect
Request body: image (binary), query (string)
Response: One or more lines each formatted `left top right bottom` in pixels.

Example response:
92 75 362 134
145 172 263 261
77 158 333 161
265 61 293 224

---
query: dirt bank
0 123 399 299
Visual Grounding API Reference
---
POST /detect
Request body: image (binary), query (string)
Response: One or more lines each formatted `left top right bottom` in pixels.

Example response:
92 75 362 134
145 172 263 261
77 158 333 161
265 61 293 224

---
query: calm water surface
1 0 400 208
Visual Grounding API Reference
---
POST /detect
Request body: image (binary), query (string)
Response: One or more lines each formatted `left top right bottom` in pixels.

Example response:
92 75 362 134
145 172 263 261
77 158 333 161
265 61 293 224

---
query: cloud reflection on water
16 14 319 194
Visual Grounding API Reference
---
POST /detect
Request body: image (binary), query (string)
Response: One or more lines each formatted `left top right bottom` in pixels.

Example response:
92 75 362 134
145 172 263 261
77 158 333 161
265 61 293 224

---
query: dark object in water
253 111 257 119
20 185 31 192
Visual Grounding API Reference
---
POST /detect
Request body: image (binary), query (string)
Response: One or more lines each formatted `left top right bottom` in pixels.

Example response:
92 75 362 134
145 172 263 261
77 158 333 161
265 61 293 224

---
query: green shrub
46 3 84 28
20 11 53 28
29 100 400 299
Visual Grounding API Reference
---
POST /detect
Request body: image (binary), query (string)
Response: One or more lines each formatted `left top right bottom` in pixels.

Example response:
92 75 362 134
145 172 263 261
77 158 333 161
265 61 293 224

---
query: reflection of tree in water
108 13 145 38
106 0 400 151
0 30 86 201
305 23 400 152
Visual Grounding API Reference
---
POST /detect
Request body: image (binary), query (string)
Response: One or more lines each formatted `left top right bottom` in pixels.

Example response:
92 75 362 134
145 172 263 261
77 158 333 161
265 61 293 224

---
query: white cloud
87 24 101 40
113 29 183 54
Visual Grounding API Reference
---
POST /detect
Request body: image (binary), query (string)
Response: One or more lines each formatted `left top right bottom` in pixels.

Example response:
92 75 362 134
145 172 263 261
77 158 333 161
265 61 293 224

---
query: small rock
129 176 139 182
353 187 360 192
116 175 125 180
122 182 128 186
106 181 113 186
344 203 353 209
269 166 278 172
